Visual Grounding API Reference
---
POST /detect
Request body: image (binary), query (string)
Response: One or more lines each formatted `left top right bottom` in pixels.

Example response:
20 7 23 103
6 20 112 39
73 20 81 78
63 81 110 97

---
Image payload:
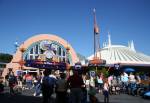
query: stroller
110 77 121 95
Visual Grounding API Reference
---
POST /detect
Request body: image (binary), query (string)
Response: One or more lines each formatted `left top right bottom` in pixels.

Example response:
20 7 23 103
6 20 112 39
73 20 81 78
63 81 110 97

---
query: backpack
41 76 54 90
8 75 15 83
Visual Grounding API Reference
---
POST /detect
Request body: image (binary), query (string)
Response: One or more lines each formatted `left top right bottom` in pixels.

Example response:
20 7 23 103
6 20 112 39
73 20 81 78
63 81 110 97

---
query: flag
94 24 99 34
93 8 99 34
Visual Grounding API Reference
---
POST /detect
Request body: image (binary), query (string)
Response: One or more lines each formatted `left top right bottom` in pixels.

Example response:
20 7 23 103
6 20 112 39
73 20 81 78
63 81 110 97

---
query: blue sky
0 0 150 57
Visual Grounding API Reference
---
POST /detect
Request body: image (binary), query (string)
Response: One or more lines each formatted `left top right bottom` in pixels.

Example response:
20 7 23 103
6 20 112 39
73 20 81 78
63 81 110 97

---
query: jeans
70 88 82 103
26 80 32 89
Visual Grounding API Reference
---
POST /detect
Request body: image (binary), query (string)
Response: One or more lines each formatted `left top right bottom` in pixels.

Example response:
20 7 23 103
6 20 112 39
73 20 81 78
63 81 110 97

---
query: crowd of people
0 68 150 103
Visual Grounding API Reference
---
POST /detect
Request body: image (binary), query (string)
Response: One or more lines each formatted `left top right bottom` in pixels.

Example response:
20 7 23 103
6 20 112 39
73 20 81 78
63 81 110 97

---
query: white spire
128 41 131 48
128 40 135 51
108 31 111 47
130 40 135 51
103 42 107 47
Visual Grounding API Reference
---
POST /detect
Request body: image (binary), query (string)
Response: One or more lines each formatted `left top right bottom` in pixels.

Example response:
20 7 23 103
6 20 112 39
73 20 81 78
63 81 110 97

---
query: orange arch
2 34 79 77
14 34 78 64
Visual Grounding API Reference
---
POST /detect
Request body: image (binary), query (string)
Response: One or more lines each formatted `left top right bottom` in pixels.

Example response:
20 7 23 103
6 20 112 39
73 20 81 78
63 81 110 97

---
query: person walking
55 73 67 103
67 70 84 103
41 70 55 103
5 73 9 86
17 75 23 89
8 72 17 95
103 78 109 103
0 79 4 93
88 85 97 103
97 73 104 94
25 73 33 89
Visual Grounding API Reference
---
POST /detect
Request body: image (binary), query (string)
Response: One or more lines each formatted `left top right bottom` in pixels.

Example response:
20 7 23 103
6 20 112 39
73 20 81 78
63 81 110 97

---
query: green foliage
87 66 109 77
138 72 144 75
88 66 96 71
0 53 13 63
100 67 109 77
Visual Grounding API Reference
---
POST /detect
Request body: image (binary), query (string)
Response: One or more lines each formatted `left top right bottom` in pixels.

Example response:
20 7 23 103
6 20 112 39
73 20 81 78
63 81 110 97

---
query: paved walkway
96 93 150 103
0 87 150 103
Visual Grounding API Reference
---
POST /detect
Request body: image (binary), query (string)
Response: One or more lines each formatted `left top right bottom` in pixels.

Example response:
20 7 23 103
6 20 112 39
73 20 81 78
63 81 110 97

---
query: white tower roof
87 45 150 66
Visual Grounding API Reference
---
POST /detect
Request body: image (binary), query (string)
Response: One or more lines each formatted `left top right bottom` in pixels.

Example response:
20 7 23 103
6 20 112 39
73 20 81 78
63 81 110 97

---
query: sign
25 60 67 70
40 40 52 50
90 71 95 77
16 70 23 76
114 64 120 70
44 50 55 59
74 62 82 70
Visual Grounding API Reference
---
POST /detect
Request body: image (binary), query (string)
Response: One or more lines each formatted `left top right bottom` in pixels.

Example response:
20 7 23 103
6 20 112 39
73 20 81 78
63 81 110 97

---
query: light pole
114 63 120 76
66 45 70 69
66 46 70 63
65 45 70 78
19 46 26 70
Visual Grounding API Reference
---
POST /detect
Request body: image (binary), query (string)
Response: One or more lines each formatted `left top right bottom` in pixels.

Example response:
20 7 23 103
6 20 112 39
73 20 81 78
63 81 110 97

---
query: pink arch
14 34 78 63
2 34 79 77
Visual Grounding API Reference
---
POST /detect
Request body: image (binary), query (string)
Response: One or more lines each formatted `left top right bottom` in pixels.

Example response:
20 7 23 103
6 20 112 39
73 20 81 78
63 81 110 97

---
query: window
58 47 61 56
35 45 39 54
53 50 56 55
35 56 38 59
25 55 28 60
63 58 65 62
30 48 33 54
30 55 33 60
63 50 65 56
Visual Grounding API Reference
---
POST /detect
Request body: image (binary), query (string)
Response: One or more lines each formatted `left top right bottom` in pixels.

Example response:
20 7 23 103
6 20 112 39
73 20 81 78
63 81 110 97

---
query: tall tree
0 53 13 63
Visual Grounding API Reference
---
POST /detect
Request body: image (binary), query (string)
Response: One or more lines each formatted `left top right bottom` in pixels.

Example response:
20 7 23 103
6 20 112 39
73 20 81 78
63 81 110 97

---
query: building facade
2 34 79 76
87 33 150 71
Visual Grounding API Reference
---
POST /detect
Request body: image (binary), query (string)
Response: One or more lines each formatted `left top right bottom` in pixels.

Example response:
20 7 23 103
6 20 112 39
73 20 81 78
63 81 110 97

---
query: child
103 78 109 103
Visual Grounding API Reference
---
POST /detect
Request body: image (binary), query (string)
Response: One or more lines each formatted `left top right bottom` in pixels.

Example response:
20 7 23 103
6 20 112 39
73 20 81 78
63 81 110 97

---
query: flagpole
93 8 96 58
93 8 99 58
89 8 106 66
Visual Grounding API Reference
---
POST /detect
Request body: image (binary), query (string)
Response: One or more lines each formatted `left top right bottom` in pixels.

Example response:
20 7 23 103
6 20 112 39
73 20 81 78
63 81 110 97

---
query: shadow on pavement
0 92 42 103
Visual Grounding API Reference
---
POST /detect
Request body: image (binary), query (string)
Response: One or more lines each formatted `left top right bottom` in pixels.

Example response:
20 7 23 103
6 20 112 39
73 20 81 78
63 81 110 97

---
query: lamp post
66 46 70 69
114 63 120 70
66 46 70 63
65 45 70 78
114 63 120 76
19 46 26 70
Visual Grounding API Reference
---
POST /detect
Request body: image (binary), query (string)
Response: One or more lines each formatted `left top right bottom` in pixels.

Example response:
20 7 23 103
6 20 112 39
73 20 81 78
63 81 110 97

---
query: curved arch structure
2 34 79 76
